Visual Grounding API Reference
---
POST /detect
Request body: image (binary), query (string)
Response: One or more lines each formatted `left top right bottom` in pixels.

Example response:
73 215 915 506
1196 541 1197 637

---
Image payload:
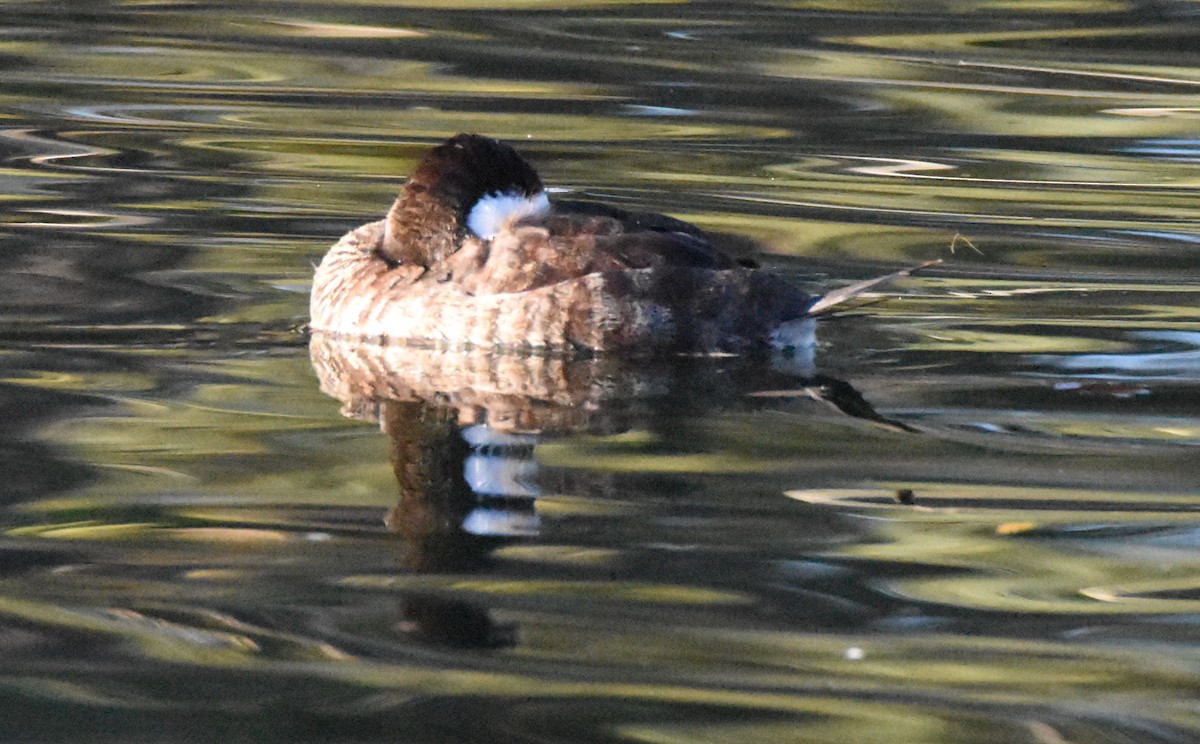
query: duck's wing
550 199 737 270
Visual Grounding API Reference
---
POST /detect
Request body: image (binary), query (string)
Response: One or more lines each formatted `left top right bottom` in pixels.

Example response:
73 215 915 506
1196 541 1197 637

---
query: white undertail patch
467 190 551 240
769 317 817 354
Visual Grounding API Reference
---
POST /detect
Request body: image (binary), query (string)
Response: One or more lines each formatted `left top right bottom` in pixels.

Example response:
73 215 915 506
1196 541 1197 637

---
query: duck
309 133 933 355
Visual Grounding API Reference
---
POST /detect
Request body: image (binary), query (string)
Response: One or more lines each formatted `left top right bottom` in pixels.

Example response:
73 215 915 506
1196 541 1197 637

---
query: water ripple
0 2 1198 741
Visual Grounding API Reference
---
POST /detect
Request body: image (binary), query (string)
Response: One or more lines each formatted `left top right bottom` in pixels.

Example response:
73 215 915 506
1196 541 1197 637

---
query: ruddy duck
310 133 932 354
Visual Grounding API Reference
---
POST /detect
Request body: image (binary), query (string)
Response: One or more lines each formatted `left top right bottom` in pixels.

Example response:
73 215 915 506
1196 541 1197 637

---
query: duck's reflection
374 401 525 648
381 401 509 573
398 591 518 649
310 331 910 648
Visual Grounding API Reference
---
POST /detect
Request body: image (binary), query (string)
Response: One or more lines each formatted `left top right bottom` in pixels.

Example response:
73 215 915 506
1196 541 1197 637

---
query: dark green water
1 2 1199 742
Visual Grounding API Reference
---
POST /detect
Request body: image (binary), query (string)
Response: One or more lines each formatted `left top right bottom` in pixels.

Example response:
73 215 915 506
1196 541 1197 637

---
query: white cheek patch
466 190 550 240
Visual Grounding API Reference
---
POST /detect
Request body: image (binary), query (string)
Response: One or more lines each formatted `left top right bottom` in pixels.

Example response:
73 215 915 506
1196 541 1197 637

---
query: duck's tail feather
805 259 941 317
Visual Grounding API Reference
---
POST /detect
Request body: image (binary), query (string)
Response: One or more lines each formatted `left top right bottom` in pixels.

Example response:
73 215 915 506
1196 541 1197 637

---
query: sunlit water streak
0 2 1197 742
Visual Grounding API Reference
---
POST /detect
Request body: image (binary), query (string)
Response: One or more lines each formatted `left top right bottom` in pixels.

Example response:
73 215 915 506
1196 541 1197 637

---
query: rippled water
2 2 1199 742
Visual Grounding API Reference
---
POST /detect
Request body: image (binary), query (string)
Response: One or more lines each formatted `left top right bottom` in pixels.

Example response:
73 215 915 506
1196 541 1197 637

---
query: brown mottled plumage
310 134 929 354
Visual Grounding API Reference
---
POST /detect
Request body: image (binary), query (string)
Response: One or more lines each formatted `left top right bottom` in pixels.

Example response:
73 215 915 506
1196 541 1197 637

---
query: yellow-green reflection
778 0 1130 10
788 484 1200 615
342 575 751 606
1 1 1199 741
21 353 396 514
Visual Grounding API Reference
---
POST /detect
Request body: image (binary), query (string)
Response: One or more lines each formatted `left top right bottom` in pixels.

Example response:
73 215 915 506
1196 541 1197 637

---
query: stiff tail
804 259 941 317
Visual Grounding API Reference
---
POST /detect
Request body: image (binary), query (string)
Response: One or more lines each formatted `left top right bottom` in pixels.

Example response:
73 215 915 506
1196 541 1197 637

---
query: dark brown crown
381 134 544 267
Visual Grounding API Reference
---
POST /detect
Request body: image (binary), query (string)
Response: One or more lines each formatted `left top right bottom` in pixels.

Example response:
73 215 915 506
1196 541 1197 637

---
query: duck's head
381 133 547 267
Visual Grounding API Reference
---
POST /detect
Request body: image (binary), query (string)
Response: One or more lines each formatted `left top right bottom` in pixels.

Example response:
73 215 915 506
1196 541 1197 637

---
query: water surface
1 2 1199 742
